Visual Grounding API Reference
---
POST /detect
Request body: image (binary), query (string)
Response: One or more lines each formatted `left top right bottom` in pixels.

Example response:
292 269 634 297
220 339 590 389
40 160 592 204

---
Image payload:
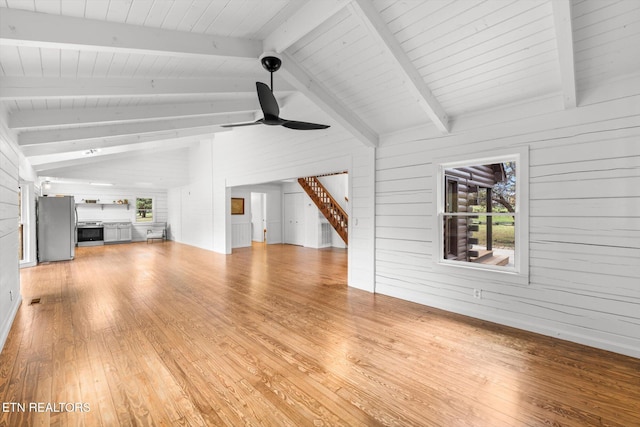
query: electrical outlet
9 290 13 301
473 289 482 299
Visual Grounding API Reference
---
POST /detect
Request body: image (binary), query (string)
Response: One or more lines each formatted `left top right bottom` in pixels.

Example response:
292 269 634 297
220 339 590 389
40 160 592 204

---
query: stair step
473 254 510 266
469 249 493 262
470 249 509 266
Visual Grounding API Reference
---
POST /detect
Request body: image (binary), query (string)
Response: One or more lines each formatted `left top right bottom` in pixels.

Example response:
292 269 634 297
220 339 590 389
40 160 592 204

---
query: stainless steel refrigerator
37 196 76 262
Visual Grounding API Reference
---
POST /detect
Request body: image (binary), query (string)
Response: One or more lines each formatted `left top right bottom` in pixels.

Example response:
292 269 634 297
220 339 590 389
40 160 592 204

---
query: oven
77 222 104 246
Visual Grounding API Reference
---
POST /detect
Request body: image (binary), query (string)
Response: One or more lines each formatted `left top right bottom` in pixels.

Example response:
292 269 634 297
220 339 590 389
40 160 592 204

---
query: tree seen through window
136 197 153 222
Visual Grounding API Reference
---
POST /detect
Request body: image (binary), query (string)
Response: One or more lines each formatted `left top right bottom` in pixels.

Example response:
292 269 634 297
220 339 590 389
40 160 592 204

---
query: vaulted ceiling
1 0 639 188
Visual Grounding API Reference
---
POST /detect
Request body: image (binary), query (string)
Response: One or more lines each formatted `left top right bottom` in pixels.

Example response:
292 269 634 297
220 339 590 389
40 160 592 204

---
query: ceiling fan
221 54 330 130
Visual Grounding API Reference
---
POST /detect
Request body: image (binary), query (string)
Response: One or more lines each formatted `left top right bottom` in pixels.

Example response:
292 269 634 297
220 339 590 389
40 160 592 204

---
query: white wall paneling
376 90 640 359
167 141 214 251
0 108 22 353
36 148 190 190
211 116 375 291
167 187 181 242
231 188 252 249
231 222 252 248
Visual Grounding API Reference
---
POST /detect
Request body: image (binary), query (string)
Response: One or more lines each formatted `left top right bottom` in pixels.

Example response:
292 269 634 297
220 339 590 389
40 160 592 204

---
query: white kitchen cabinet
103 222 132 243
104 225 118 243
117 223 132 241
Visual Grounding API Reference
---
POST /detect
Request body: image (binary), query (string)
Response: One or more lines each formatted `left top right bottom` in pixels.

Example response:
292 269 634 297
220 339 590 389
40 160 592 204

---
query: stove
76 221 104 246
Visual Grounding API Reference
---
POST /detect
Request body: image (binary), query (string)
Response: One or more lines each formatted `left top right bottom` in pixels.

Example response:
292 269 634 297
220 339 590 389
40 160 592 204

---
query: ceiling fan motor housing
260 53 282 73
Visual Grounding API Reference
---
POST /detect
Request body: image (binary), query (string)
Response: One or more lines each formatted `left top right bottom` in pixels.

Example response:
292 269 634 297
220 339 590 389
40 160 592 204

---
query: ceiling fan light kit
221 53 330 131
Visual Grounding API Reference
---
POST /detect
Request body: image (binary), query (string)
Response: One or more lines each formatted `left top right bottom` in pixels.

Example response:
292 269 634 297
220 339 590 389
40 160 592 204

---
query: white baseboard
0 295 22 354
375 286 640 360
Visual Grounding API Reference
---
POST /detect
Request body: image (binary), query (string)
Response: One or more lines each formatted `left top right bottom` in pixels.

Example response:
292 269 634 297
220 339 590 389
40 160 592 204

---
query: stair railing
298 176 348 244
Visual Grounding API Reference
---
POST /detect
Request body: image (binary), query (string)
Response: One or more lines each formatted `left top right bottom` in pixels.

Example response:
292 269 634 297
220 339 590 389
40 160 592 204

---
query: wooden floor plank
1 242 639 426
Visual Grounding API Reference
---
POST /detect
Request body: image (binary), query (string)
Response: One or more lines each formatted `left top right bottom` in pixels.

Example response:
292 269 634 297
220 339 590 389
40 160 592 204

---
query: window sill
433 260 530 286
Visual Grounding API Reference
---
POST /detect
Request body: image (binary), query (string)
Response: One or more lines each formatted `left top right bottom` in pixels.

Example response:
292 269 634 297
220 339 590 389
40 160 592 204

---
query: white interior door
251 193 265 242
284 193 304 246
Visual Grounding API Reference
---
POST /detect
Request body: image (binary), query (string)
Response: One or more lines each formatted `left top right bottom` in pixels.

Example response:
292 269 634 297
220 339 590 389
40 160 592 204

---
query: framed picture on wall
231 198 245 215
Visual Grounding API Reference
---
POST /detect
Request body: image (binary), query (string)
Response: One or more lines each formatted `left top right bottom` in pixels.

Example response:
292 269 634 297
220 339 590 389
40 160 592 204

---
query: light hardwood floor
1 242 639 426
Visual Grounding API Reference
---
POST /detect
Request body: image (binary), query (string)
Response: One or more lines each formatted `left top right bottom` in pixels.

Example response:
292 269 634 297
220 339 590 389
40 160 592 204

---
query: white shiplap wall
209 108 375 291
376 83 640 358
230 188 252 249
0 131 21 352
167 140 215 251
36 149 190 190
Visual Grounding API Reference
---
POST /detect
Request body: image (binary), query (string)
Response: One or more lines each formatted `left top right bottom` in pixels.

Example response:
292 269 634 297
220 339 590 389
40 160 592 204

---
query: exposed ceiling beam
9 100 259 130
348 0 450 134
263 0 348 53
551 0 577 108
18 113 253 146
0 8 260 60
22 127 226 157
279 52 378 148
0 77 293 100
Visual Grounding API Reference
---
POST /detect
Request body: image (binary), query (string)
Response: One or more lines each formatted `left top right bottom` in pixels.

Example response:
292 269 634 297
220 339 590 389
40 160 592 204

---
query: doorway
251 192 267 243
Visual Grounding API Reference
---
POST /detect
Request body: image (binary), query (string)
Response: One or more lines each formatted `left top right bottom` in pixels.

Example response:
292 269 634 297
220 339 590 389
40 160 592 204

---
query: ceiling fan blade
256 82 279 118
281 120 330 130
220 119 263 128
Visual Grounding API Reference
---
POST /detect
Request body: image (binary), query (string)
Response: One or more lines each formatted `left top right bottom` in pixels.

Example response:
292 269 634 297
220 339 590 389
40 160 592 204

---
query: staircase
298 176 348 245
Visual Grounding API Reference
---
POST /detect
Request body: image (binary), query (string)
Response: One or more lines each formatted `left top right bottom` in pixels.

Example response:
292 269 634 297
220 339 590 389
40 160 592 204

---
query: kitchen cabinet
103 222 132 243
118 223 132 241
104 225 118 243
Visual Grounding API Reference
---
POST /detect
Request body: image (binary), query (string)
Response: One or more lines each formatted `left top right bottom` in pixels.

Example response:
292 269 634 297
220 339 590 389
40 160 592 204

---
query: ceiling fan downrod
260 54 282 92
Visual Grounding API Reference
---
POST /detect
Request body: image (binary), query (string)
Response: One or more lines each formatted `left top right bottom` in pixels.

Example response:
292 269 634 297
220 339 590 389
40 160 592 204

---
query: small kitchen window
136 197 154 223
433 147 529 285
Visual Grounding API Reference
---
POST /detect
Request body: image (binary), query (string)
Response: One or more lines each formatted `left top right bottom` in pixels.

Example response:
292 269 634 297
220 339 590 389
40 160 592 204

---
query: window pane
445 178 458 213
446 163 516 214
491 161 516 212
136 198 153 222
444 215 515 268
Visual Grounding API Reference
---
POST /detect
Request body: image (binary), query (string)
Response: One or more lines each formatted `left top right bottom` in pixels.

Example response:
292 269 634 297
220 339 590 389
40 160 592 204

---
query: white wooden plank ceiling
1 0 639 187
